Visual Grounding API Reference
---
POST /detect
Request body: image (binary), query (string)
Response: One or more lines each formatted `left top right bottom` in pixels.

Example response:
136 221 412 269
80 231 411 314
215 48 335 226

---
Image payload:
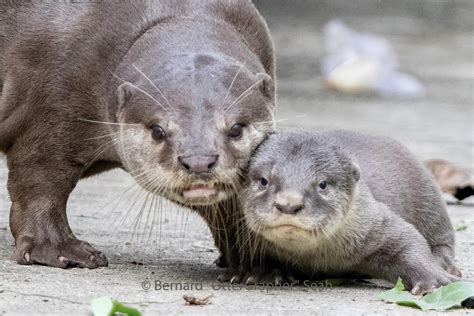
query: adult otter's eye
318 180 328 190
228 123 243 139
151 124 166 141
260 177 269 187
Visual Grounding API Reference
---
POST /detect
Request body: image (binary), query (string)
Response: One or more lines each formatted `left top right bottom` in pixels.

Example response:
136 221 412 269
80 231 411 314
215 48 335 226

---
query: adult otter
0 1 275 268
237 131 460 295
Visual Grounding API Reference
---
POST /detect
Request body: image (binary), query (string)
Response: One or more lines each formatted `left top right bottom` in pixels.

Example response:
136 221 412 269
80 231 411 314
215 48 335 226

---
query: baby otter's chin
261 225 318 249
252 216 319 244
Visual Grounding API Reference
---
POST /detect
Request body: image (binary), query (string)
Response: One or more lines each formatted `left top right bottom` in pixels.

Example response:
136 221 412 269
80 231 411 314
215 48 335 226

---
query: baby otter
239 130 461 295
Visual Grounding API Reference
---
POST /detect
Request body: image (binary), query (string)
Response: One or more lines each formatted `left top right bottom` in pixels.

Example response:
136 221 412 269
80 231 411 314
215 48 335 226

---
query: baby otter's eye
151 124 166 141
260 177 269 187
318 180 328 190
228 123 243 139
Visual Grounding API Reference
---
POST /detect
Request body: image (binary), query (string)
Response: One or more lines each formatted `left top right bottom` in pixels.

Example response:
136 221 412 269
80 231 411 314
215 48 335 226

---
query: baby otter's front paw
404 268 460 296
218 266 297 285
213 254 228 268
243 266 297 285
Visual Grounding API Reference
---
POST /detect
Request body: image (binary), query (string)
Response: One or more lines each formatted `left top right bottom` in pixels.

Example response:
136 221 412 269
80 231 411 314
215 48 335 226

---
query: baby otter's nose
178 155 218 173
275 203 304 215
274 192 305 215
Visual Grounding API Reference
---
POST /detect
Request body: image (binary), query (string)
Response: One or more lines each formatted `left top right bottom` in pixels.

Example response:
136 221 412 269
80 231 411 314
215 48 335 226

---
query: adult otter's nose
178 155 219 173
274 192 305 215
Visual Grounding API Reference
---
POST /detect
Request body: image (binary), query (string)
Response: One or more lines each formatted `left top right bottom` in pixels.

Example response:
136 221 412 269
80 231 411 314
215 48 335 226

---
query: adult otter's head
111 50 275 206
242 133 360 248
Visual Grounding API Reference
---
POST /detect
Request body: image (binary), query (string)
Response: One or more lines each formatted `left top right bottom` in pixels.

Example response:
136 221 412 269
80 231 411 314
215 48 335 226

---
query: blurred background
253 0 473 168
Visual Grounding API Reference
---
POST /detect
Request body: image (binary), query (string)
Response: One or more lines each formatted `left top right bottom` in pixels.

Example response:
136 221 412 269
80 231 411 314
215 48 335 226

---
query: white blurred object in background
322 20 424 98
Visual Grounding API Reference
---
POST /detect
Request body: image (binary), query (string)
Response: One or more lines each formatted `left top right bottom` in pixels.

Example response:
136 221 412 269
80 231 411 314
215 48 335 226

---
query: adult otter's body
240 131 460 295
0 1 275 268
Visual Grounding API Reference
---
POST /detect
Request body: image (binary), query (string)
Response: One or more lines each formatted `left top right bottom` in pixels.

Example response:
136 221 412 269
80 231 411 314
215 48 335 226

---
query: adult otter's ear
256 73 275 100
352 163 361 182
116 82 137 110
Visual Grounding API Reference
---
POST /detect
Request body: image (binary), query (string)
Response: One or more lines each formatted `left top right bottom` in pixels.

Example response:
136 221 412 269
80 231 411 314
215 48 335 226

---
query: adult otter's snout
178 155 219 173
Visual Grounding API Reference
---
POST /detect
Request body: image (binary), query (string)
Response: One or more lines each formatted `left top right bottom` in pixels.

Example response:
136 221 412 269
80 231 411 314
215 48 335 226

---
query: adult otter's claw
15 237 108 269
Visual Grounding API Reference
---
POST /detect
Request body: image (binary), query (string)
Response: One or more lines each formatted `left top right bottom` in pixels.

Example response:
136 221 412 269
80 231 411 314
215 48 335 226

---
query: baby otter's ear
256 73 275 101
116 82 137 110
352 163 361 182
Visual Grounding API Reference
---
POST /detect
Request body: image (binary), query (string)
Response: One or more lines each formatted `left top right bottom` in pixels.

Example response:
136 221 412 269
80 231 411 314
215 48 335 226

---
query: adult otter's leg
194 199 241 270
7 142 108 269
356 213 459 296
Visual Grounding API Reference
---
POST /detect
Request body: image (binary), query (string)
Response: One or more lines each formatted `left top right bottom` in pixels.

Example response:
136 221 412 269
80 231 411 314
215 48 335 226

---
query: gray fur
0 0 275 269
240 130 460 295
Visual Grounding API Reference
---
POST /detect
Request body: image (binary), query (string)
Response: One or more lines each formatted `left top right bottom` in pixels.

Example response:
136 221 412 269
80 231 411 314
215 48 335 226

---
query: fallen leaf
455 221 468 231
378 278 474 311
91 297 142 316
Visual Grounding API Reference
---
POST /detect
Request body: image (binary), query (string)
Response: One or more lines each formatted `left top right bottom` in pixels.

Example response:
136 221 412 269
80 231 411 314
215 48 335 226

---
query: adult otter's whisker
84 132 121 141
225 78 264 112
254 114 308 125
88 137 120 164
131 63 172 109
78 118 141 126
221 61 246 108
110 72 168 112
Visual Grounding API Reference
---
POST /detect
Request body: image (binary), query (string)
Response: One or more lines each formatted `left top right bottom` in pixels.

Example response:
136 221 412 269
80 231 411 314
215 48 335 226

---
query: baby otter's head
243 132 360 249
111 48 275 206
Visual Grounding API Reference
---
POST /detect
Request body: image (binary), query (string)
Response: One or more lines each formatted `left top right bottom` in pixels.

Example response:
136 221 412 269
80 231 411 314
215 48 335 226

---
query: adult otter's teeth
183 184 217 199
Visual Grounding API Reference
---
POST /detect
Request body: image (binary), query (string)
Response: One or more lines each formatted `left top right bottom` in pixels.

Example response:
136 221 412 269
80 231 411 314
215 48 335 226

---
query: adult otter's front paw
15 236 108 269
218 266 297 285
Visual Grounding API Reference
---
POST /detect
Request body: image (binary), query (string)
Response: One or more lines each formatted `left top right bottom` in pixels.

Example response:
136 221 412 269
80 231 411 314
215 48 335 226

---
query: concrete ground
0 1 473 315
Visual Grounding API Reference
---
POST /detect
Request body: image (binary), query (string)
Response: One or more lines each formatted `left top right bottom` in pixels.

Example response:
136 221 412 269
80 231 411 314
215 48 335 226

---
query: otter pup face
113 54 275 206
243 133 360 247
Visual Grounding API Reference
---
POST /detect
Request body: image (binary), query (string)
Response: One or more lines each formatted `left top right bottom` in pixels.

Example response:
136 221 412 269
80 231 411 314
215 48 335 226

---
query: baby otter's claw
218 266 298 286
230 275 242 284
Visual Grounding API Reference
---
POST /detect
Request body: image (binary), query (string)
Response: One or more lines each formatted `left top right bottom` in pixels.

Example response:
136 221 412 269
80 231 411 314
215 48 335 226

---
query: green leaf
91 297 142 316
378 278 474 311
455 221 468 231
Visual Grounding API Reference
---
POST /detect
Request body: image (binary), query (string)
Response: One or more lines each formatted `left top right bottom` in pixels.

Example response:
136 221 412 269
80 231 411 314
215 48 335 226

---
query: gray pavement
0 1 473 315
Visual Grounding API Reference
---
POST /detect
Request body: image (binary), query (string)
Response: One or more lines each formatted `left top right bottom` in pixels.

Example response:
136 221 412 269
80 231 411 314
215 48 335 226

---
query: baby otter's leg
356 214 459 296
7 140 108 269
431 245 462 277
